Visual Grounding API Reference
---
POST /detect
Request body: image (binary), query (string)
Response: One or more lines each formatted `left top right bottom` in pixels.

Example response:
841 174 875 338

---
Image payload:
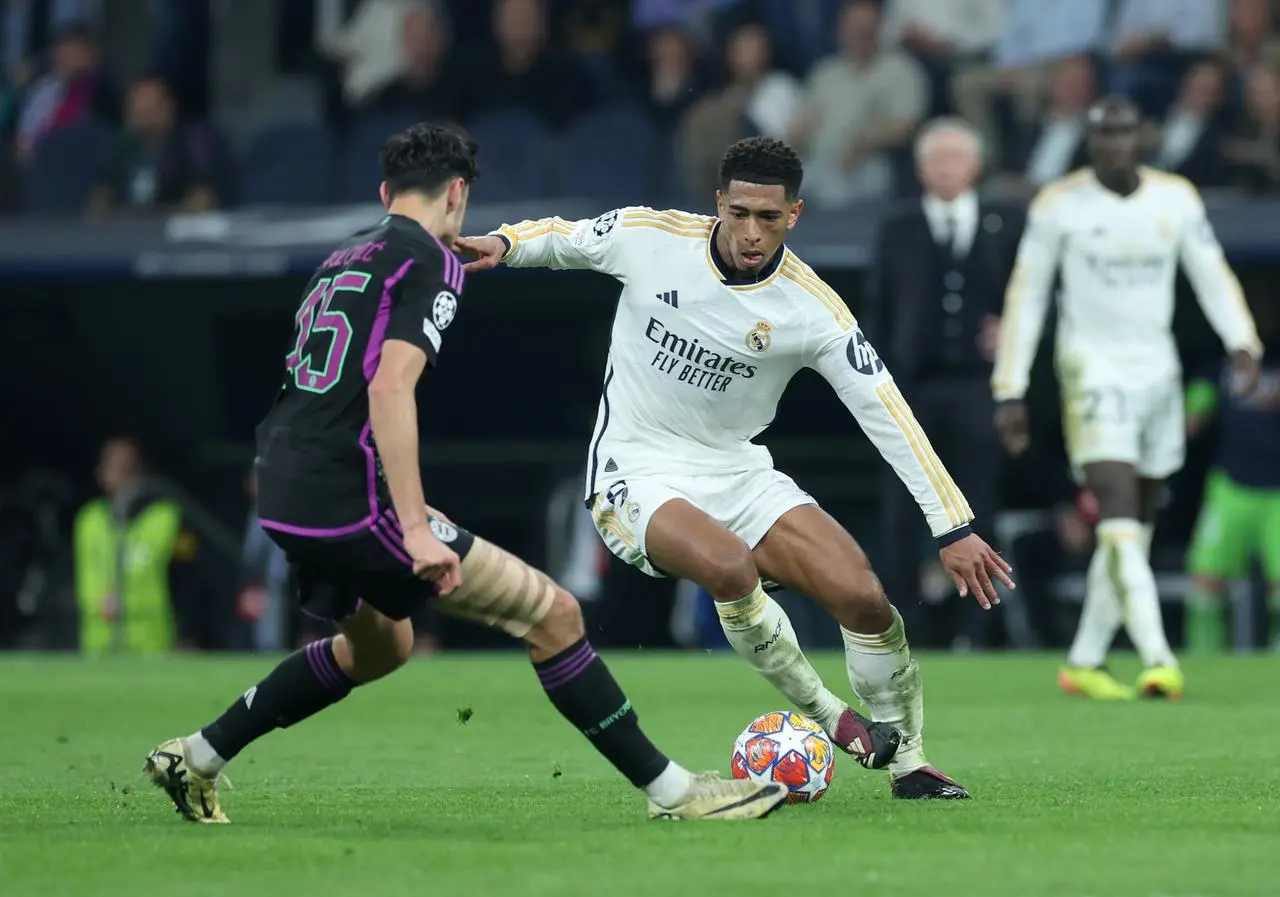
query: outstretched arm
455 208 631 277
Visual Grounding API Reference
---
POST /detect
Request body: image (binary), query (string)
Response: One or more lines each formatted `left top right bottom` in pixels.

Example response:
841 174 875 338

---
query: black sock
533 638 670 788
201 637 356 762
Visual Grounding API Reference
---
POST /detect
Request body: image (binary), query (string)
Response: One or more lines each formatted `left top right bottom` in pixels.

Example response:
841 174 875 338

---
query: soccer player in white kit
457 137 1014 799
992 98 1262 701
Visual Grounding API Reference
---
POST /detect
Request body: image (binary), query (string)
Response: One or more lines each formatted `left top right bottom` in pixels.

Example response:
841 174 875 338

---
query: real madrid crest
746 320 773 352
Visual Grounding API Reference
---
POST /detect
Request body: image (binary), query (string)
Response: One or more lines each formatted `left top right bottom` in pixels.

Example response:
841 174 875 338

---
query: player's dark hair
719 137 803 201
379 123 479 199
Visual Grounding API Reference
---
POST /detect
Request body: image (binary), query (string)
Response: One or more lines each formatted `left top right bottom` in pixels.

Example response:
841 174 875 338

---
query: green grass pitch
1 652 1277 897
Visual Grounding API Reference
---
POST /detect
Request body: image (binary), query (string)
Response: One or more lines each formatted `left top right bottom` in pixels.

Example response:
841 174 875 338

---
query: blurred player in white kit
458 137 1014 799
992 97 1263 700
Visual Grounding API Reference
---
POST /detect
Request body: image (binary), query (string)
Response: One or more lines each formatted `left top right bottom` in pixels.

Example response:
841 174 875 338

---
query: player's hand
939 534 1014 610
453 235 507 272
1230 350 1260 398
403 523 462 596
994 400 1030 456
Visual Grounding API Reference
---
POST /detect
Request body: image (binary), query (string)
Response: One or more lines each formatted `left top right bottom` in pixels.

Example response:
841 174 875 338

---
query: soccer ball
731 710 836 803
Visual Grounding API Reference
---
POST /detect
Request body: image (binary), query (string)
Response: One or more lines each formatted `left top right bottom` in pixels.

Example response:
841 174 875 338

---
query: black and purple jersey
254 214 465 534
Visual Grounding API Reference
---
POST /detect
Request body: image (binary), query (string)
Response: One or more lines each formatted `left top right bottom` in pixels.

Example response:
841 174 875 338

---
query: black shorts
265 513 475 622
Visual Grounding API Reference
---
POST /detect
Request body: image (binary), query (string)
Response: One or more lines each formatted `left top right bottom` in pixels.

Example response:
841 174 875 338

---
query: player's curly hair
380 123 479 199
719 137 803 200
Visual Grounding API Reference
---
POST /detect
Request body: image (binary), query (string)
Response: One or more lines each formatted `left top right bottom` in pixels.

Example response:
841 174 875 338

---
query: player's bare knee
700 542 759 601
831 566 893 633
343 619 413 682
1084 463 1140 519
525 587 585 656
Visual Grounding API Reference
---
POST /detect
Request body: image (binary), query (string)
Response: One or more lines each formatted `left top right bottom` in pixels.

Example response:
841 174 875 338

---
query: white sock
841 607 925 776
643 761 695 807
184 731 226 776
1066 539 1123 667
716 585 846 732
1099 518 1178 668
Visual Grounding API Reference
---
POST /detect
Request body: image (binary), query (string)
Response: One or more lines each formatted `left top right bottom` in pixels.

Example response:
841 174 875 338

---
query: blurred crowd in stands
3 0 1280 215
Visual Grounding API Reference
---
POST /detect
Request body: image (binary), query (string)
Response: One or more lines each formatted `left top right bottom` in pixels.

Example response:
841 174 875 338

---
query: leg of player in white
748 503 969 798
1058 380 1184 700
635 497 905 772
619 477 970 799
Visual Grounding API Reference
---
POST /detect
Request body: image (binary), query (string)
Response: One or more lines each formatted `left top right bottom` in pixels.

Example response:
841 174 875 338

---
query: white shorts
589 467 815 578
1062 376 1185 483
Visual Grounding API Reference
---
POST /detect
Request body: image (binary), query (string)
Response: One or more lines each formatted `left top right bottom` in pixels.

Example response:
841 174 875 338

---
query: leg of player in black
144 570 416 823
429 528 788 820
146 518 786 823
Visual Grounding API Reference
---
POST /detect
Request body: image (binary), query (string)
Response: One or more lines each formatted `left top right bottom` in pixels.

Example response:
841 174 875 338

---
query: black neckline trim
708 221 786 286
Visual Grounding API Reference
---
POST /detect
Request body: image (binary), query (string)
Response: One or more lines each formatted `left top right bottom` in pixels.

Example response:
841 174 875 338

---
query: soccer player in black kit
144 124 787 824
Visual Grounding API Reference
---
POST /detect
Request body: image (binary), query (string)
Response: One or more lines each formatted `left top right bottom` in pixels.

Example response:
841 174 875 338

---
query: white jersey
992 167 1262 401
491 207 973 539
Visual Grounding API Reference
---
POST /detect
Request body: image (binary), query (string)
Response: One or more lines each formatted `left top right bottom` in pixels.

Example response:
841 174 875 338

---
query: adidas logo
657 290 679 308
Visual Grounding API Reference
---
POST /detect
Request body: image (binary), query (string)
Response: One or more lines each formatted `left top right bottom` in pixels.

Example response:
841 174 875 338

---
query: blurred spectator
1221 60 1280 193
453 0 595 131
867 118 1021 647
789 0 927 207
678 22 801 196
642 24 706 131
1107 0 1225 117
952 0 1107 173
73 437 197 655
320 0 423 109
724 20 802 139
880 0 1006 115
86 75 219 216
366 1 457 121
238 468 289 652
994 54 1096 197
13 20 115 158
0 0 97 128
1227 0 1280 75
1152 57 1230 186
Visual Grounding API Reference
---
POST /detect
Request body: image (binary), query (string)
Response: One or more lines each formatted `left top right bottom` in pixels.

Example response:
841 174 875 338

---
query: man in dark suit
866 117 1023 649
